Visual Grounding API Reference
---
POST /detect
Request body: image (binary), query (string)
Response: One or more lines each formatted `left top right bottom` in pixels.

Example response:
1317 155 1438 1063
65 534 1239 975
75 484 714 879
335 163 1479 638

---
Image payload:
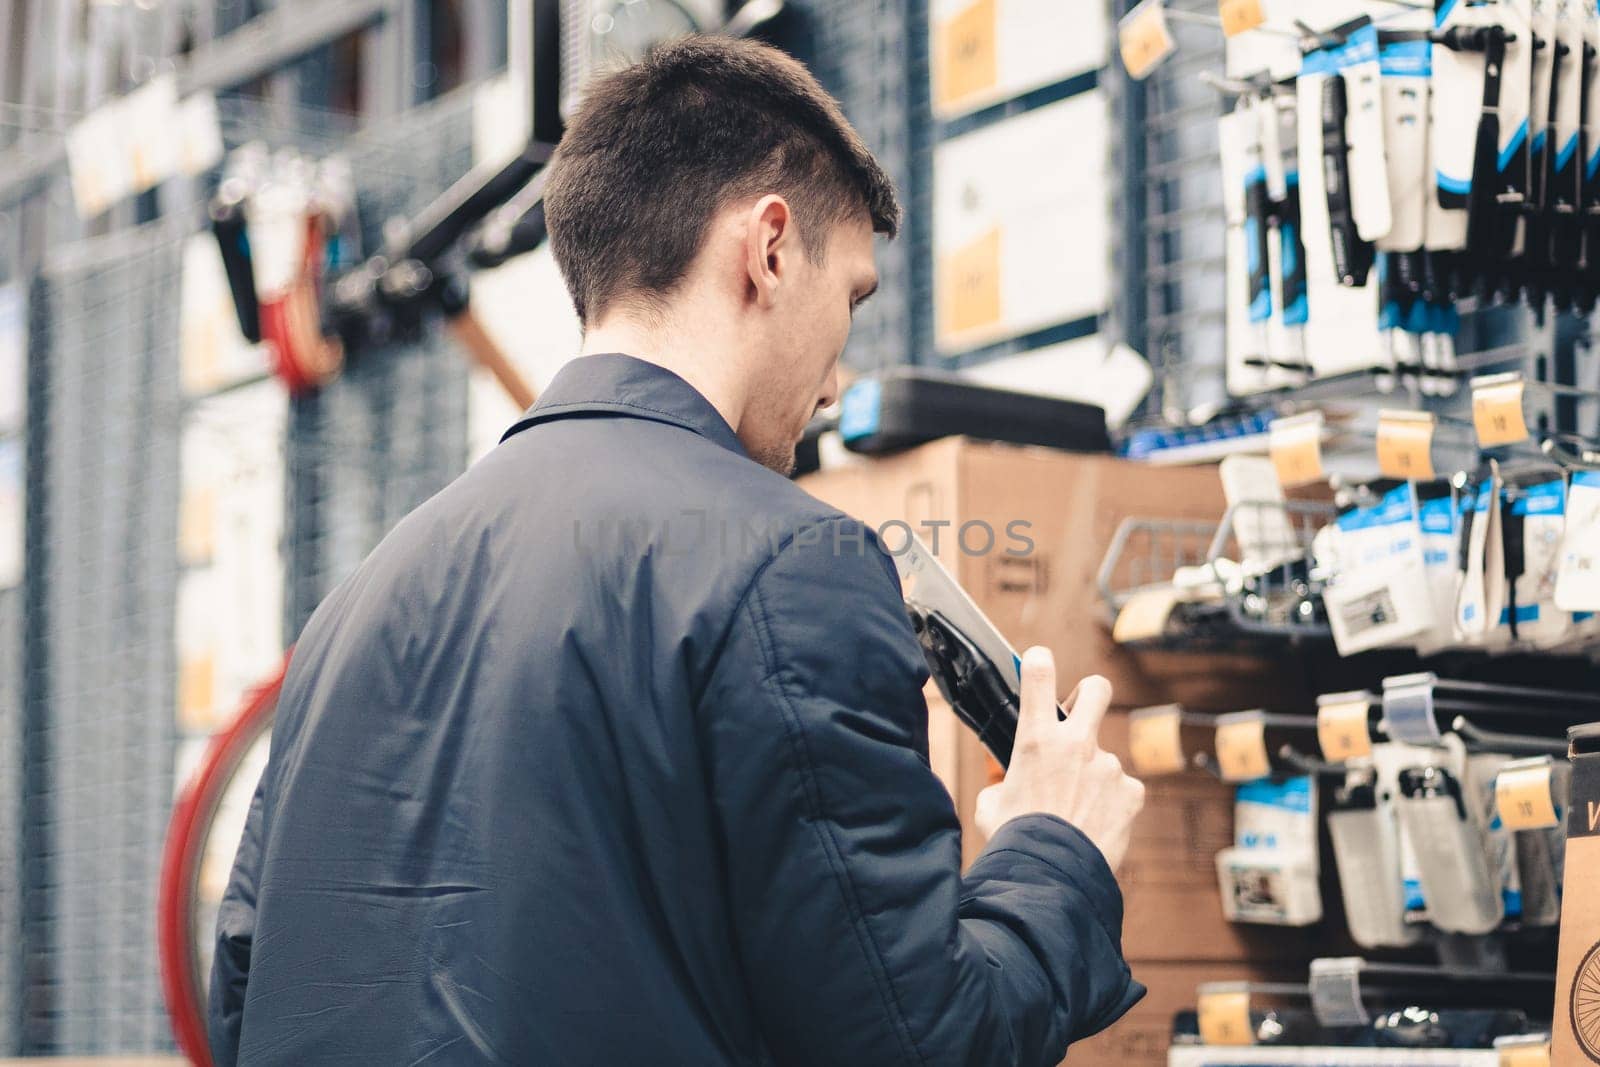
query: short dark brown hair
544 35 900 325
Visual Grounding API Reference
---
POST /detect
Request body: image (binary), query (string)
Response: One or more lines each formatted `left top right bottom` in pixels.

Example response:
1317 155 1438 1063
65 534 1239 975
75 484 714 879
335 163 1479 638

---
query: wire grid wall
283 88 475 633
13 83 478 1055
24 215 188 1055
0 584 21 1055
808 0 931 373
1136 0 1228 422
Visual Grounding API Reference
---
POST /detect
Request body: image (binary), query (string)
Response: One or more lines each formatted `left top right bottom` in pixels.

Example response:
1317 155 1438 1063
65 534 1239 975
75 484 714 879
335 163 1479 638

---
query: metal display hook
1450 716 1570 757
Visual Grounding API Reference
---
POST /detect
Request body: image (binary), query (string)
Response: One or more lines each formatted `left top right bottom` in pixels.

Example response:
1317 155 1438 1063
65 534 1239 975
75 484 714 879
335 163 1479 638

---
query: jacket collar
501 353 747 458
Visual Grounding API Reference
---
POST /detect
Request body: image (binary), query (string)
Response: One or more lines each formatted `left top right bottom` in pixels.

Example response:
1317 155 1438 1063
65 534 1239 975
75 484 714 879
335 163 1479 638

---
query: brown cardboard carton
1062 960 1302 1066
801 440 1325 965
797 438 1309 712
1553 732 1600 1063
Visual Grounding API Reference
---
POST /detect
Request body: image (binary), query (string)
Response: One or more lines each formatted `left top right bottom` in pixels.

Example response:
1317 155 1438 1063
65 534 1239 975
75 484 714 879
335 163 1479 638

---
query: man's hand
974 648 1145 869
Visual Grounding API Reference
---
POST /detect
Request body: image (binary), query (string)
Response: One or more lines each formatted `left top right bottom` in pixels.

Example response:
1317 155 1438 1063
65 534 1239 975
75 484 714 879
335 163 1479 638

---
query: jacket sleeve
697 518 1144 1067
208 774 266 1067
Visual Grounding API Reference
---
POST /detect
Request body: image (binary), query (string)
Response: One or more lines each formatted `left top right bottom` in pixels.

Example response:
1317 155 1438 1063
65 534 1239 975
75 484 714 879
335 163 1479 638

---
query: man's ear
744 194 794 309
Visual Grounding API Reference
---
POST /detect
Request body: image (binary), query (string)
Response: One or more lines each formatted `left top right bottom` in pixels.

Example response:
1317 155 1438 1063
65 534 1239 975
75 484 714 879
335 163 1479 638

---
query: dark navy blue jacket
210 354 1143 1066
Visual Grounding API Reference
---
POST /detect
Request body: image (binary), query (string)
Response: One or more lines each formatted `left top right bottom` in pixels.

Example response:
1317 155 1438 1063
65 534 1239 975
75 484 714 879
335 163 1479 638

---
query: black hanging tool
1323 74 1376 286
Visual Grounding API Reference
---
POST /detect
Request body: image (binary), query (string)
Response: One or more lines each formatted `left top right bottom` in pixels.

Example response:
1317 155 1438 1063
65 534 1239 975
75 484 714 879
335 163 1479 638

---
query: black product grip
908 608 1020 768
1279 176 1309 324
1466 110 1503 255
1245 170 1273 323
1322 74 1375 286
209 203 261 344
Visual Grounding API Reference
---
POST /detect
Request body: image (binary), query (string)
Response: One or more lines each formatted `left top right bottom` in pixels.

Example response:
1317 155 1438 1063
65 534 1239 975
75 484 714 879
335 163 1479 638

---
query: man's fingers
1061 674 1112 744
1012 646 1058 752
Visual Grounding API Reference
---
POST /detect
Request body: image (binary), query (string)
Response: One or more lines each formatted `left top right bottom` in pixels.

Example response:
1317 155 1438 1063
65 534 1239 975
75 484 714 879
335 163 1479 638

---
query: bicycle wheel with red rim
158 651 288 1066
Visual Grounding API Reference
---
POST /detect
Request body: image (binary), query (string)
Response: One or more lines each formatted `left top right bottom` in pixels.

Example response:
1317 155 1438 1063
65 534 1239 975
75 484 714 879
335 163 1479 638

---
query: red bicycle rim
157 650 290 1065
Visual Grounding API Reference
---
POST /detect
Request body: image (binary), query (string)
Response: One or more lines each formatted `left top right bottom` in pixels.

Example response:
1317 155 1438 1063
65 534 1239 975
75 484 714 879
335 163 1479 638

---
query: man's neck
579 313 748 434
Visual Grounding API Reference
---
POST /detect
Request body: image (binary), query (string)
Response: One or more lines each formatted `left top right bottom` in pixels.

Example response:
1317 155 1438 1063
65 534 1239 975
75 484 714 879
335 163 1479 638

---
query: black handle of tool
1245 166 1273 323
1322 74 1375 286
209 199 261 345
909 608 1022 768
1465 30 1507 256
1279 174 1309 324
1501 495 1526 640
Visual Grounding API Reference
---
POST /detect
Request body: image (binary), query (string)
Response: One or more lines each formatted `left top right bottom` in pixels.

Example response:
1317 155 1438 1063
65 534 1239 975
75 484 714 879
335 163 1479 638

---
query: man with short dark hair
211 36 1145 1066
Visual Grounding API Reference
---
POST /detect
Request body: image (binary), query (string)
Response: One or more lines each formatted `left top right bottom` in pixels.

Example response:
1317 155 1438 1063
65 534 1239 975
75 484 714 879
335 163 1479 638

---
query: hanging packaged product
1428 1 1499 255
1307 24 1380 285
1222 99 1271 396
1395 754 1504 935
1297 37 1382 379
1556 469 1600 611
1323 483 1439 656
1583 4 1600 306
1265 91 1311 382
1521 0 1561 293
1372 740 1441 926
1376 30 1432 254
1326 761 1424 948
1547 1 1587 279
1497 755 1570 928
1337 20 1393 246
1457 740 1524 926
1500 473 1573 649
1215 775 1323 927
1415 479 1463 654
1552 723 1600 1066
1454 463 1509 647
1482 0 1535 263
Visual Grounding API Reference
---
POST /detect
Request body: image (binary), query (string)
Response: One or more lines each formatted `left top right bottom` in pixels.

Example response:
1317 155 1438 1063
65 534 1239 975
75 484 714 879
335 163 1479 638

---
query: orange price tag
1269 411 1325 487
1496 760 1560 831
934 0 998 115
1499 1042 1551 1067
1472 374 1530 447
1112 586 1180 644
1376 410 1436 481
179 487 216 565
1197 987 1254 1046
1129 705 1186 776
937 227 1002 340
1215 713 1270 782
1119 0 1177 81
1316 696 1372 762
1219 0 1267 36
178 652 217 732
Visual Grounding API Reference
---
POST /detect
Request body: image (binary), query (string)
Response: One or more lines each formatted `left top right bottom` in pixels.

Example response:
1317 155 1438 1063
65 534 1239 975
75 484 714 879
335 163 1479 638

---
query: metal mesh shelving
12 84 477 1055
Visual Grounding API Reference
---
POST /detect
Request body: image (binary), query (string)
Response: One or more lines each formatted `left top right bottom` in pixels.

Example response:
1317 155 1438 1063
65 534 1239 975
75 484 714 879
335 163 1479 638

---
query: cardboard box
797 439 1309 712
1553 733 1600 1064
1063 960 1304 1067
801 441 1327 964
1099 712 1337 965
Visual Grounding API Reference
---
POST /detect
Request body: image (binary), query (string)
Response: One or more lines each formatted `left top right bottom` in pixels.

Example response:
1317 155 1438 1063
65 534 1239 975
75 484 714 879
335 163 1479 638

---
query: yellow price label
1129 705 1186 776
1215 715 1271 782
1198 988 1254 1046
1119 0 1177 81
1112 586 1180 644
1219 0 1267 36
1498 1040 1551 1067
1496 762 1560 831
178 487 216 565
938 227 1002 340
1269 412 1325 487
178 652 217 733
1472 376 1529 447
934 0 998 114
1376 410 1437 481
1317 698 1372 762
